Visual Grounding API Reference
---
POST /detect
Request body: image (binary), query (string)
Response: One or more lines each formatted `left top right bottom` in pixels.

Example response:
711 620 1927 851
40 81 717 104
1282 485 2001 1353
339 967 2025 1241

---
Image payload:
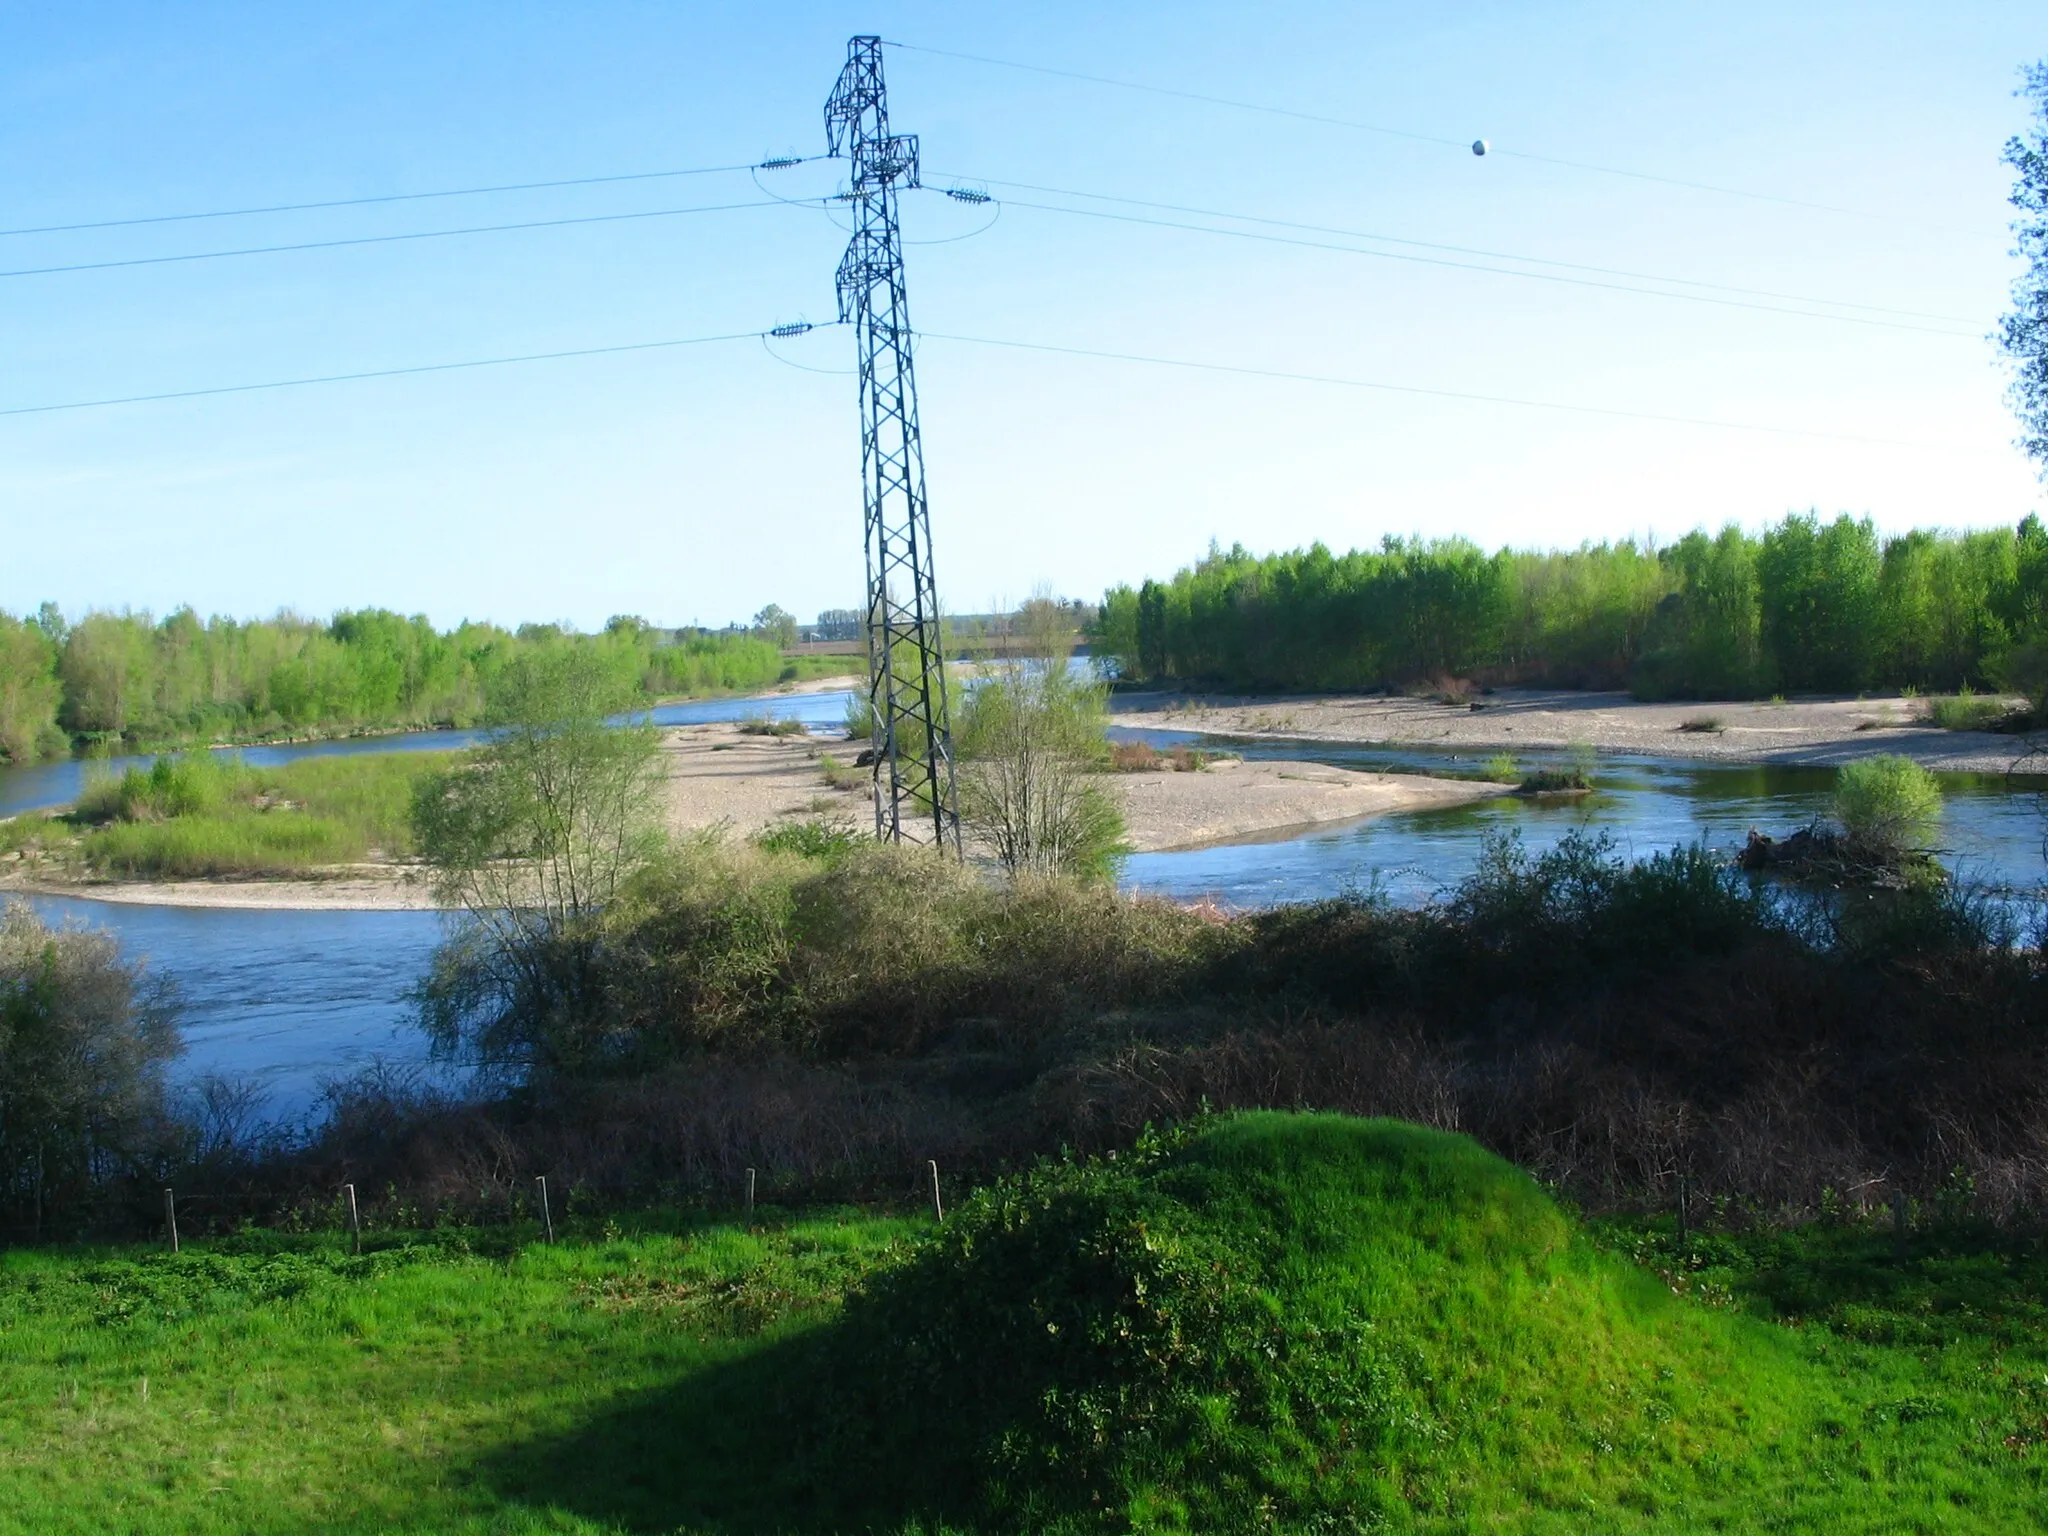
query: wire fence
0 1156 1027 1250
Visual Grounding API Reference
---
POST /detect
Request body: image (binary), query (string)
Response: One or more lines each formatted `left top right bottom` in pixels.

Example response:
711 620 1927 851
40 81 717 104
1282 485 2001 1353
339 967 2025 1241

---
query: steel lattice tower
826 35 961 853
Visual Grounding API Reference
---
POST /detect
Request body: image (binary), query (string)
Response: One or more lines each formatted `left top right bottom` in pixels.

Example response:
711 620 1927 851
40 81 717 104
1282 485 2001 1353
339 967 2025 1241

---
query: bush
0 901 180 1236
1927 689 2013 731
956 660 1127 882
1106 741 1214 772
753 818 863 861
824 1112 1769 1532
411 651 667 1077
737 714 806 737
1833 755 1942 858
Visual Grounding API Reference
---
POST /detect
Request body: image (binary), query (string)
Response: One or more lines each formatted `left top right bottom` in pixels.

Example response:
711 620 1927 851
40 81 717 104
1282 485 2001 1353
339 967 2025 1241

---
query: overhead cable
965 194 1980 337
0 318 1975 451
0 327 811 418
884 40 1966 232
926 172 1979 326
915 329 1976 452
0 157 824 240
0 197 825 282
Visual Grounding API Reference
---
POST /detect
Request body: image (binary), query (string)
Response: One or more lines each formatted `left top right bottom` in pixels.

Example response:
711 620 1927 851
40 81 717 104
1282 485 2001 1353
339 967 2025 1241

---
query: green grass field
0 1211 920 1535
1 1117 2044 1533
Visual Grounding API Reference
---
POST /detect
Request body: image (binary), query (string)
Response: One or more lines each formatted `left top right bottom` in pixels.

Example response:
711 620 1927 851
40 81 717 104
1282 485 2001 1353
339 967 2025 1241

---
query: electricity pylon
826 35 961 853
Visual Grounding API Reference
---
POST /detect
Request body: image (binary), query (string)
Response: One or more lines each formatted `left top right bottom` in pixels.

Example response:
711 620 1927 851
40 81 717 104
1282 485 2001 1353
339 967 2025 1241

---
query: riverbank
1 721 1508 907
0 667 865 771
1111 686 2042 774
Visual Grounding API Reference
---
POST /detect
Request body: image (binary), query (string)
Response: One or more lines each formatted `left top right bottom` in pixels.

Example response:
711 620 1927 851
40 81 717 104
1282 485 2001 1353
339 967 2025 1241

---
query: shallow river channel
6 689 2044 1120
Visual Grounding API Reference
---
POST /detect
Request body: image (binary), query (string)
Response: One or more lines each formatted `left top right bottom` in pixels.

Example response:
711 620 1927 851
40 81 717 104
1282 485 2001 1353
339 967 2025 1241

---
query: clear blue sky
1 2 2041 630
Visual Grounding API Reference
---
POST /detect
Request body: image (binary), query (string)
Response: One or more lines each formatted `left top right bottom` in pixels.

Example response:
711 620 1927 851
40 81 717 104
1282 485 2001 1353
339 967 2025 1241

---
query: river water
6 689 2043 1120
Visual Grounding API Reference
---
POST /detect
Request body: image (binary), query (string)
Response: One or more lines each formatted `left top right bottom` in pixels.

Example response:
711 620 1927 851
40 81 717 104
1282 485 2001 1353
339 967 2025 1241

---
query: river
7 689 2043 1121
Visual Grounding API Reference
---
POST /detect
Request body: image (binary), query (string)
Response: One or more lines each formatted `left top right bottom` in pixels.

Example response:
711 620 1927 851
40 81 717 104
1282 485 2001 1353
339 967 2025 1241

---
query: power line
0 327 799 418
965 193 1980 338
916 329 1977 452
0 158 823 240
0 319 1981 447
884 40 1969 233
927 172 1980 327
0 197 827 282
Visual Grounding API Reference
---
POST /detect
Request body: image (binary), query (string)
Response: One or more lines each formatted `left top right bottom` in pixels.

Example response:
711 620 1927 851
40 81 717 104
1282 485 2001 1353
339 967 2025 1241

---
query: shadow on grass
473 1328 936 1536
1618 1219 2048 1350
1740 1226 2048 1347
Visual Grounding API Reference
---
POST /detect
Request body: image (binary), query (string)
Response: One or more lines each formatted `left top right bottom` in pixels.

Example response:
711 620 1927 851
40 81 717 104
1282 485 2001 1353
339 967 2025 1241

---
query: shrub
1832 755 1941 858
737 714 806 737
1927 689 2012 731
411 651 666 1077
754 818 863 861
1107 740 1214 772
0 901 180 1236
956 660 1127 882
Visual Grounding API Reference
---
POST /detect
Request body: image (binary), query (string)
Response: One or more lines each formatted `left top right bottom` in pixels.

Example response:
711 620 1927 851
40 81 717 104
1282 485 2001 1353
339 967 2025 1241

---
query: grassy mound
825 1112 1999 1533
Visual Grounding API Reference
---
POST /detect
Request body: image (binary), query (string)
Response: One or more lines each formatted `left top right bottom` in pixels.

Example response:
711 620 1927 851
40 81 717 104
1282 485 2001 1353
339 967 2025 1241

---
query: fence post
745 1168 756 1222
535 1175 554 1244
162 1188 178 1254
344 1183 362 1255
928 1159 944 1224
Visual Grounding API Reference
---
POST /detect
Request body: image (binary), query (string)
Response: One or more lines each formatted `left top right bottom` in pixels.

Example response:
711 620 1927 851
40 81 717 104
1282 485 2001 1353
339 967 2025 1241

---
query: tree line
1096 512 2048 699
0 605 808 763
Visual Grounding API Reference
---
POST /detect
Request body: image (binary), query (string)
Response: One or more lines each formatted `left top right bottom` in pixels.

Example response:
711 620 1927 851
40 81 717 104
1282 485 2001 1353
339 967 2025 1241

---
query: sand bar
1115 757 1507 852
2 720 1505 907
1111 688 2042 775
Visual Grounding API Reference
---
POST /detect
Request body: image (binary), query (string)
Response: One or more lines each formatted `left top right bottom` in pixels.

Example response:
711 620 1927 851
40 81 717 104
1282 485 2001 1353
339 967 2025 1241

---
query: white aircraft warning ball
1472 138 1489 156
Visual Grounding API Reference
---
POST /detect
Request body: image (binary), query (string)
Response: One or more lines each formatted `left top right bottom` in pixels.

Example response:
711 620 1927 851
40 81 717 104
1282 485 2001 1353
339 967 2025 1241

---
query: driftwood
1737 825 1934 889
1736 826 1831 871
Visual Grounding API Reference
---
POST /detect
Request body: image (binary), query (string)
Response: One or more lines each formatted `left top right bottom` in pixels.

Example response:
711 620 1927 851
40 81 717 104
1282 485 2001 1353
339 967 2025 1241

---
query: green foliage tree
956 657 1126 882
1756 513 1881 693
0 901 180 1236
750 604 798 649
1999 61 2048 478
410 649 667 1077
0 613 61 763
1101 514 2048 701
0 604 818 761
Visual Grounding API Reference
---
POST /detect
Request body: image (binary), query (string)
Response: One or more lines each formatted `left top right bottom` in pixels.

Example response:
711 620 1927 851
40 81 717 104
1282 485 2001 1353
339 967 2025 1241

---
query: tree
752 604 798 649
0 614 61 763
0 901 180 1237
410 648 667 1076
956 641 1126 881
2000 62 2048 478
